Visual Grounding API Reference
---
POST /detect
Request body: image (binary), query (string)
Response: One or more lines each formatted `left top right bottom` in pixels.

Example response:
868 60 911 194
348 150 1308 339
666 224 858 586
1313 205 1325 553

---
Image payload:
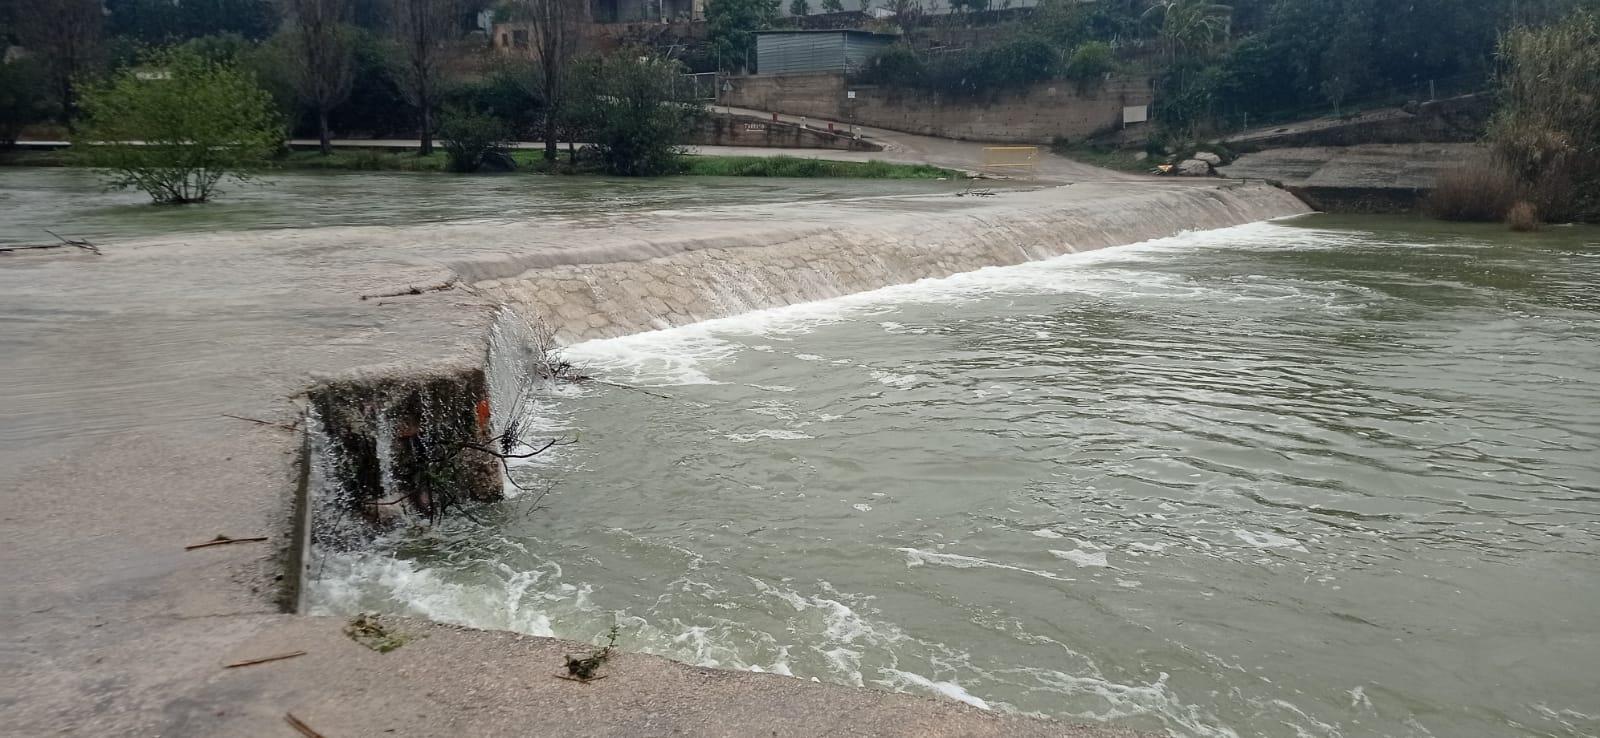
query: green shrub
1424 159 1521 222
1063 41 1115 92
437 107 513 173
574 53 702 176
74 48 284 204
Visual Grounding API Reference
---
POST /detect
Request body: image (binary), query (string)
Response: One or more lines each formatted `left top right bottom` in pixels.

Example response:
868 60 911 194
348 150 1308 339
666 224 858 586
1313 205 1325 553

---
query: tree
572 51 702 176
0 57 53 147
707 0 778 72
73 48 284 204
1490 9 1600 221
819 0 843 12
390 0 459 155
1144 0 1232 63
437 106 511 172
511 0 582 162
790 0 810 16
18 0 103 128
285 0 358 154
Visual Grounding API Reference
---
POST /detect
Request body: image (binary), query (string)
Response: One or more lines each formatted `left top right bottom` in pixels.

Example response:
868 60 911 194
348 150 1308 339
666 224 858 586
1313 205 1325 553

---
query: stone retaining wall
721 72 1154 144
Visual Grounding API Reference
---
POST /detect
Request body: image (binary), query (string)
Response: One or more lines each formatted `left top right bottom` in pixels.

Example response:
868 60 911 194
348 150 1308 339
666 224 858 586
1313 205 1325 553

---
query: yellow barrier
982 146 1040 175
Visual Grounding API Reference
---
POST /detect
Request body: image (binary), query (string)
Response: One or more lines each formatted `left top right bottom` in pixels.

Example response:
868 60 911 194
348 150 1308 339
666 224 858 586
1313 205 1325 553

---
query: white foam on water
1051 548 1110 568
563 221 1304 387
874 669 992 710
726 429 814 443
897 547 1075 582
1233 529 1309 552
1030 528 1066 539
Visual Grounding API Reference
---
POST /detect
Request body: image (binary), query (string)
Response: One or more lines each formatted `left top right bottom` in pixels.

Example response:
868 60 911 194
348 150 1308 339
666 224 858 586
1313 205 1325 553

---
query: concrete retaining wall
689 111 882 151
721 72 1153 144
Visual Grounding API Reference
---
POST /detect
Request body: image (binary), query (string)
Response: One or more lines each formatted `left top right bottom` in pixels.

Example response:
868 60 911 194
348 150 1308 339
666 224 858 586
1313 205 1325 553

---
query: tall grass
1424 159 1520 222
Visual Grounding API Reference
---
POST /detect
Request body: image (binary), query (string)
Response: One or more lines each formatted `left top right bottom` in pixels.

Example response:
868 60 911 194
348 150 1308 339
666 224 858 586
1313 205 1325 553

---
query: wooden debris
359 279 456 301
220 413 299 432
223 650 307 669
284 712 325 738
184 535 270 551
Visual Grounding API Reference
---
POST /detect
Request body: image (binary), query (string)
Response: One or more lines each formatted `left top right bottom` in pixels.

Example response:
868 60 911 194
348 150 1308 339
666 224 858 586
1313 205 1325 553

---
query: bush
437 107 512 173
1424 159 1521 222
574 53 702 176
1490 11 1600 223
74 48 284 204
1506 201 1540 232
1063 41 1115 92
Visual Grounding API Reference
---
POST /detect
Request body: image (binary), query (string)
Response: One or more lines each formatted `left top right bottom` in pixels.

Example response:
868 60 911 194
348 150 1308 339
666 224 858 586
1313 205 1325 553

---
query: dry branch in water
0 230 102 255
359 279 456 301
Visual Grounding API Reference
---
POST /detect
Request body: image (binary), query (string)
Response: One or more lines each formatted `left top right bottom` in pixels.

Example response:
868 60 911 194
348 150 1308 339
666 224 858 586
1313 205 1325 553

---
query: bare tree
285 0 357 155
514 0 584 162
18 0 103 129
389 0 458 156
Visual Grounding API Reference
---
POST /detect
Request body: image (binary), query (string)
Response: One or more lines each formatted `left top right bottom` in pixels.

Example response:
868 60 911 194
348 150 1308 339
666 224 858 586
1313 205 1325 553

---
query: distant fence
676 72 720 101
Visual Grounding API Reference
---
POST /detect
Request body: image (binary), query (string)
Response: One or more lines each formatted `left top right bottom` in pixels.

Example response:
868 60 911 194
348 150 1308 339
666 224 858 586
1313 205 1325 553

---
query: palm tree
1144 0 1232 63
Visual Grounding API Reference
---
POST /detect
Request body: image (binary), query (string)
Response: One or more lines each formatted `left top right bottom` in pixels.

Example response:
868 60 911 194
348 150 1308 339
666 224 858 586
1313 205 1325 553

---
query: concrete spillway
305 181 1309 551
0 173 1305 738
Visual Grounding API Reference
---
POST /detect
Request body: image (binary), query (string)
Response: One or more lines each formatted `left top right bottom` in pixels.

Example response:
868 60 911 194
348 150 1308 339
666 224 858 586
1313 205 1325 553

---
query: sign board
1122 105 1150 125
847 90 857 100
744 123 767 132
135 69 173 81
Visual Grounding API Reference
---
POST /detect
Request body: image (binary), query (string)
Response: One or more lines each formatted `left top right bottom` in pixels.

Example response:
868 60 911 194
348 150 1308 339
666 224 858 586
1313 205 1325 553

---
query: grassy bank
1048 142 1153 174
4 147 958 180
680 156 955 179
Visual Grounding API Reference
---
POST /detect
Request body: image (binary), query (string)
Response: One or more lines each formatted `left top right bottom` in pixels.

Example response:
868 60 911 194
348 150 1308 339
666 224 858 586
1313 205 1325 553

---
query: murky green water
316 217 1600 737
0 167 963 245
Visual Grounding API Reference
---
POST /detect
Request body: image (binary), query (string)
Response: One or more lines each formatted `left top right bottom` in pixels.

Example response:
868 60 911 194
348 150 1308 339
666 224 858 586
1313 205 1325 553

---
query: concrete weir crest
295 182 1310 605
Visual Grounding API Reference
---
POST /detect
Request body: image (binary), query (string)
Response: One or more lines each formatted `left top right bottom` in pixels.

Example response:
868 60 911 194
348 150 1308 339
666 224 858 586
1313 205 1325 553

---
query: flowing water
0 167 965 245
313 216 1600 738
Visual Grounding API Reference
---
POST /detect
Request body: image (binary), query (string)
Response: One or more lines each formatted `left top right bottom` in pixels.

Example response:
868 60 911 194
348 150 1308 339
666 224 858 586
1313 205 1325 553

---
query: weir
298 181 1309 578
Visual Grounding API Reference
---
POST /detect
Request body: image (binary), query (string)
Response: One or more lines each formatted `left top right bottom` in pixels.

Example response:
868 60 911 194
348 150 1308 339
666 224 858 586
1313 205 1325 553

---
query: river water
0 167 964 245
313 216 1600 737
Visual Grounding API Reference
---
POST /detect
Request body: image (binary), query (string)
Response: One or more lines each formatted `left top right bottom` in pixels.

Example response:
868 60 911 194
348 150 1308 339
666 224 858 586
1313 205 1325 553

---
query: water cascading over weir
291 182 1310 608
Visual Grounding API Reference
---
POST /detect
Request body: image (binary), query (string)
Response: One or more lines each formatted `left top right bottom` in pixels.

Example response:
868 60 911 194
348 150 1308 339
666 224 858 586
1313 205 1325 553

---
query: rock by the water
1193 151 1223 166
1178 159 1212 176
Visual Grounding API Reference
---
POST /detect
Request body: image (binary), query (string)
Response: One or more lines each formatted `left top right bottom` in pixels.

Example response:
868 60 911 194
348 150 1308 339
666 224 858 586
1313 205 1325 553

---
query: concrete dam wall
471 183 1309 343
302 181 1309 549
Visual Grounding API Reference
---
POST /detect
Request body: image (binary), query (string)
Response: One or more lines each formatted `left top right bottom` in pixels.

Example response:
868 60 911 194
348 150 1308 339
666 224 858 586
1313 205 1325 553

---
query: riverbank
0 175 1303 736
0 147 959 180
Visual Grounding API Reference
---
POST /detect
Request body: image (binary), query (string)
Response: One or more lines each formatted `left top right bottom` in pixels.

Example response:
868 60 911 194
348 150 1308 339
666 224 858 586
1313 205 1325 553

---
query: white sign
1122 105 1150 124
847 90 857 100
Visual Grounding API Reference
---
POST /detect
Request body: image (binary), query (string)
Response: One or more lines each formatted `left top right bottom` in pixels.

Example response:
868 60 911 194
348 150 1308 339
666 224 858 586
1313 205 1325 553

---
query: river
306 215 1599 737
0 167 966 246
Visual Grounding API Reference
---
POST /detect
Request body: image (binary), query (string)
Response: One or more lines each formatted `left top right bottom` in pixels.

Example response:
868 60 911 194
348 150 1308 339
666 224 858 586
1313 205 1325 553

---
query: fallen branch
583 379 673 400
0 232 102 256
220 413 299 432
359 279 456 301
185 535 270 551
554 674 609 684
224 650 306 669
45 229 102 254
284 713 325 738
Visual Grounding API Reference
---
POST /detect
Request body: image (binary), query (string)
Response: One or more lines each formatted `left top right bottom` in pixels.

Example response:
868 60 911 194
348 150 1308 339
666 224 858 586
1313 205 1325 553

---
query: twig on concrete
359 279 457 301
185 535 270 551
220 413 299 432
284 712 326 738
224 651 307 669
554 674 609 684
